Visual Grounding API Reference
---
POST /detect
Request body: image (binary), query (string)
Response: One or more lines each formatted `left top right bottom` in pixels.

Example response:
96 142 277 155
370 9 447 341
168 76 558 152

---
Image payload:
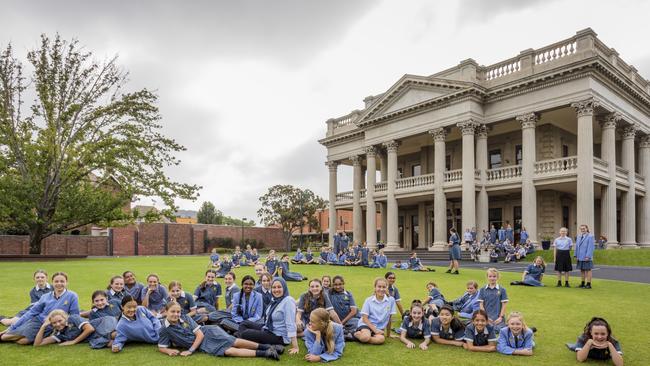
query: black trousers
238 320 285 345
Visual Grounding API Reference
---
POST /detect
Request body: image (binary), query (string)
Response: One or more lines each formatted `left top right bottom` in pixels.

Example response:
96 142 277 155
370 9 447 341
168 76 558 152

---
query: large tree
257 185 326 250
196 201 223 225
0 35 199 253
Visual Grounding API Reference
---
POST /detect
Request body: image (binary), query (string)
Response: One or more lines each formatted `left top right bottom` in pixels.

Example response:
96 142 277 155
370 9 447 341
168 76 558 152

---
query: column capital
350 155 362 166
325 160 339 171
571 98 600 117
364 145 378 157
383 140 399 153
621 124 637 140
456 119 481 135
477 124 489 138
640 134 650 148
428 127 448 142
600 112 622 129
516 112 539 129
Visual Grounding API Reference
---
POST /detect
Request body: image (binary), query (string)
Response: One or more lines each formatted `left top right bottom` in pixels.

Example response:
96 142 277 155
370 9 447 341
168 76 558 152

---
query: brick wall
0 235 109 256
111 226 137 256
167 224 192 255
0 235 30 254
137 223 165 255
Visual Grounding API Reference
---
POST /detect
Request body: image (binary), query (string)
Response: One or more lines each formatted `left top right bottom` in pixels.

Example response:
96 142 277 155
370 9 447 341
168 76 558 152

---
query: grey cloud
456 0 559 22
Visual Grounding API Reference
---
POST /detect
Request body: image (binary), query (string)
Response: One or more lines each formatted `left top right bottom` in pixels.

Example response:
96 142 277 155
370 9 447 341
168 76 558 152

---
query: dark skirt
577 260 594 270
555 249 573 272
449 245 461 260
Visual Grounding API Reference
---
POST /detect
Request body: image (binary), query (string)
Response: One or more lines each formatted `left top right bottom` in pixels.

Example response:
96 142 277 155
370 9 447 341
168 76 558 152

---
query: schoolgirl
278 254 307 281
553 227 573 287
232 246 243 268
122 271 144 304
345 247 360 266
292 248 306 264
321 276 331 296
157 302 281 360
249 248 260 265
238 278 300 354
318 247 329 264
328 276 359 338
391 260 408 270
194 270 222 312
265 250 280 276
568 317 623 365
423 282 446 317
34 309 116 349
304 247 316 264
254 263 266 288
140 273 168 315
1 272 79 344
111 295 161 352
167 281 201 322
296 279 340 336
326 248 338 265
244 244 254 264
88 290 122 320
216 255 234 278
519 227 529 245
336 251 348 266
224 272 241 310
384 272 405 317
359 242 370 267
511 256 546 287
106 275 126 304
354 277 396 344
496 312 534 356
208 248 220 268
462 309 497 352
447 228 461 274
408 252 427 271
505 224 514 243
398 303 431 350
478 268 508 329
451 280 480 319
575 224 595 289
304 308 345 362
369 249 387 268
231 275 264 324
0 269 51 327
430 305 465 347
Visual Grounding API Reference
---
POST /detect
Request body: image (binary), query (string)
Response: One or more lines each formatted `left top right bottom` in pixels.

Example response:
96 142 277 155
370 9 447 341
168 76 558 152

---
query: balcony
486 165 522 182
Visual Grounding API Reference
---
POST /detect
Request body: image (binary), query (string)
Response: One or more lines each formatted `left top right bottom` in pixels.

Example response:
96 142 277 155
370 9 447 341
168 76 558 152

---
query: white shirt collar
35 283 52 291
163 317 185 327
371 295 389 303
485 284 501 290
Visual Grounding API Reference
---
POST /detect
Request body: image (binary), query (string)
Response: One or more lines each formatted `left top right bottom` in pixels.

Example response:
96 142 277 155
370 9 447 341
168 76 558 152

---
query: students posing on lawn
194 270 222 312
430 305 465 347
398 303 431 350
511 256 546 287
478 268 508 330
575 224 595 289
450 280 480 320
463 309 497 353
112 295 161 352
122 271 144 304
296 279 340 337
553 227 573 287
354 277 396 345
304 308 345 363
34 308 116 349
141 274 168 316
329 276 359 340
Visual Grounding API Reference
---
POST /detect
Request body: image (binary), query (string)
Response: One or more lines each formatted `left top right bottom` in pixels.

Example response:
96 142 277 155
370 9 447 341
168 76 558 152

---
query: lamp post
241 217 247 247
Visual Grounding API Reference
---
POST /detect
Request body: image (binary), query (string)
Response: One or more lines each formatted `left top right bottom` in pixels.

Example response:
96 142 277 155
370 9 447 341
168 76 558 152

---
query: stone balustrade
535 40 577 65
444 169 463 183
485 57 521 81
616 166 629 182
486 165 522 181
336 191 353 201
534 156 578 174
636 173 646 188
396 173 435 189
375 182 387 192
360 189 366 199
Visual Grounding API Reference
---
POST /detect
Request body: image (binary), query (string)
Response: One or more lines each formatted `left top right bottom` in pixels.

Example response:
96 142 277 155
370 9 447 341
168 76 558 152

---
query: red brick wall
167 224 192 255
0 235 109 256
111 226 137 256
0 235 30 254
194 224 285 250
137 223 165 255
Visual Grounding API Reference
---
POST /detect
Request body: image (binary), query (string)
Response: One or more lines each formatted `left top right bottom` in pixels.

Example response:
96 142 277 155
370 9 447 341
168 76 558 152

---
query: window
412 164 421 176
562 145 569 158
446 155 451 171
515 145 523 165
397 167 403 178
513 206 522 232
489 208 502 229
562 206 570 232
489 149 502 169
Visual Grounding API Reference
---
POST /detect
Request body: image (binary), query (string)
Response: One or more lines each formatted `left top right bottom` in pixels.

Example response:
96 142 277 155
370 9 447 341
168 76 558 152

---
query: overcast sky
3 0 650 224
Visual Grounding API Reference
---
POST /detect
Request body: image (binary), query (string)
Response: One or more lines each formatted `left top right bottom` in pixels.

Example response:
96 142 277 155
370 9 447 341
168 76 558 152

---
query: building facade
319 29 650 251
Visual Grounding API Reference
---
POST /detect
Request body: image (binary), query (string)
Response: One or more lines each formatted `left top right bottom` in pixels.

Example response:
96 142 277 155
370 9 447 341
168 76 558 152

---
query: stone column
430 128 447 250
365 146 377 248
620 125 637 248
517 112 539 244
351 155 363 244
476 124 489 240
571 99 597 231
457 120 479 237
326 160 338 246
639 135 650 247
600 113 619 248
384 140 400 250
418 202 426 248
380 151 388 244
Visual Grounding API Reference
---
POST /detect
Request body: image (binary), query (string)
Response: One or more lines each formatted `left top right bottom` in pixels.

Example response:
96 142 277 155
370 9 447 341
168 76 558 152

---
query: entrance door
399 215 404 248
412 215 419 249
513 206 522 243
489 208 503 229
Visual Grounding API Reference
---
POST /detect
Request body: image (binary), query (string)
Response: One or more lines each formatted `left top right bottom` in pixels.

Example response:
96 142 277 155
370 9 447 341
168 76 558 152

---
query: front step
385 249 472 262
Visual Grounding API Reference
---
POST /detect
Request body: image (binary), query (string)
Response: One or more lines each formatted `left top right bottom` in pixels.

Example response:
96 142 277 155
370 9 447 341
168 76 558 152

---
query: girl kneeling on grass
496 312 534 356
158 302 282 360
398 303 430 350
430 305 465 347
567 317 624 365
111 295 161 352
34 309 116 349
304 308 345 362
354 277 396 345
462 309 497 352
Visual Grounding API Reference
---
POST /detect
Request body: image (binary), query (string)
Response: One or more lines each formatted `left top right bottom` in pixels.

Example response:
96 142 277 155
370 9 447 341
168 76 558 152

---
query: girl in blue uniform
553 227 573 287
430 305 465 347
223 272 240 311
329 276 359 338
1 272 79 345
278 254 306 281
370 249 387 268
232 246 243 268
231 275 264 324
157 302 281 360
292 248 306 264
423 282 446 318
296 279 340 336
111 295 161 352
447 228 461 274
345 247 360 266
249 248 260 265
359 243 370 267
451 280 480 319
34 309 116 349
497 311 534 356
575 224 595 289
398 303 431 350
167 280 202 322
216 255 234 278
478 268 508 330
462 309 497 352
0 269 51 327
354 277 396 345
568 317 623 365
385 272 405 318
326 248 338 264
304 308 345 362
141 273 168 316
304 247 316 264
208 248 220 268
511 256 546 287
106 275 126 304
194 270 222 312
408 252 427 271
239 278 300 354
321 276 332 295
255 272 274 319
88 290 122 320
122 271 144 304
265 250 280 276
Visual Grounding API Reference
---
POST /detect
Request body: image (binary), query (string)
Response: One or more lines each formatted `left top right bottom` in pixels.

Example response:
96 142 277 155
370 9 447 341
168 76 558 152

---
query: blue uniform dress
387 285 401 306
232 252 243 266
89 302 122 320
409 257 424 271
52 314 117 349
297 293 334 325
194 282 222 312
478 284 508 328
326 252 338 264
210 253 220 265
497 327 535 355
216 259 233 278
370 255 387 268
292 251 305 262
333 235 341 256
106 289 126 305
166 291 200 322
224 285 240 309
463 323 497 346
356 295 396 332
16 284 52 317
572 334 623 361
430 317 465 341
305 251 314 263
278 261 304 282
140 285 168 313
360 247 370 266
7 289 80 343
489 228 497 244
449 233 461 260
575 233 595 270
453 292 480 319
304 322 345 362
498 228 506 242
505 227 514 243
231 290 264 323
522 264 545 287
425 288 446 308
398 316 431 339
254 286 273 319
124 282 145 304
158 315 235 356
329 289 359 335
520 230 529 245
113 306 161 351
266 257 279 276
340 235 350 254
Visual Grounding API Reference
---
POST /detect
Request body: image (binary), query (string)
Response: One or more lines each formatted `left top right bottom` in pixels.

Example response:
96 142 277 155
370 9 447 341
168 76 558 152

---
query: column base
637 242 650 249
619 241 639 249
384 242 401 251
429 242 447 251
367 242 378 250
605 242 620 250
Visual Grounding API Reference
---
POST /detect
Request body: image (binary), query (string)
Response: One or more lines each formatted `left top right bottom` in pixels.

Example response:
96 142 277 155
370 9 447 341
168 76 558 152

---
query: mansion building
319 29 650 251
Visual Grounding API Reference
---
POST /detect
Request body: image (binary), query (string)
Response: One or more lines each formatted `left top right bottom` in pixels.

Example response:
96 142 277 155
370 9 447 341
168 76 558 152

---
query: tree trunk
284 231 292 252
29 225 45 254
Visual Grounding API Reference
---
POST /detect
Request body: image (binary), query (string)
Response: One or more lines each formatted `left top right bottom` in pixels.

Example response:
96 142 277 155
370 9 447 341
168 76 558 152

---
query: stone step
385 249 472 262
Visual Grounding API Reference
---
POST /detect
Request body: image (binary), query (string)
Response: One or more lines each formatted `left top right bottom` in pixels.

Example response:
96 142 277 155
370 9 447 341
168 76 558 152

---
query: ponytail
311 308 335 354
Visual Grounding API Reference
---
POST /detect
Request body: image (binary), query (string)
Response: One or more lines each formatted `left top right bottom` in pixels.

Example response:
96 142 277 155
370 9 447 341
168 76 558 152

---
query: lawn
0 256 647 366
524 249 650 267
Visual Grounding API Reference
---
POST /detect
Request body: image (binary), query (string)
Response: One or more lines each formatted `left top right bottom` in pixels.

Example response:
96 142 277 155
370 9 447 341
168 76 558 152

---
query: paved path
418 260 650 284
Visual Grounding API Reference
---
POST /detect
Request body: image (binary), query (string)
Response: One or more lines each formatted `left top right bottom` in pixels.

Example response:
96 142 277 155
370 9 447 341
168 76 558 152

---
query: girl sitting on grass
111 295 161 352
304 308 345 362
511 256 545 287
430 305 465 347
296 279 340 337
354 277 396 345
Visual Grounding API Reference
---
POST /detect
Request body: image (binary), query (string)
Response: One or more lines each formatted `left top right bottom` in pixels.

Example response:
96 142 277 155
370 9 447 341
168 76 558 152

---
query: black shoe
585 283 592 289
531 327 537 333
344 332 357 342
265 348 280 361
272 344 285 355
510 281 520 286
445 269 452 273
565 282 570 288
452 270 459 275
556 282 562 287
578 282 585 288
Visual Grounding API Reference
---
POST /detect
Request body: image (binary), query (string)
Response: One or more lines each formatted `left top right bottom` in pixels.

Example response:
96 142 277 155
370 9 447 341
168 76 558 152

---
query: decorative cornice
621 125 637 139
571 98 600 117
477 124 489 138
600 112 621 130
383 140 399 153
456 119 481 135
325 161 339 171
516 112 539 129
350 155 362 166
364 146 378 157
639 135 650 148
428 127 448 142
318 130 364 147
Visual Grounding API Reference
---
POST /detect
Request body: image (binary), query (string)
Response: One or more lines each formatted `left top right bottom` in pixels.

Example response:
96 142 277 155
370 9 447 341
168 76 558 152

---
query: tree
196 201 223 225
257 185 326 251
0 35 199 253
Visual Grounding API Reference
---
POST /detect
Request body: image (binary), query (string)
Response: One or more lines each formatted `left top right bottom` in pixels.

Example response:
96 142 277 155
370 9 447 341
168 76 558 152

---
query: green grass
1 256 648 365
524 249 650 267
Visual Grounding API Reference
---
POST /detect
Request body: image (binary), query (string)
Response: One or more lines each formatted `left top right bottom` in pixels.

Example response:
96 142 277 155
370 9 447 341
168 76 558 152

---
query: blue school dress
490 228 497 244
232 252 243 266
278 261 304 281
498 228 506 242
297 293 334 325
409 257 424 271
398 316 431 339
216 260 233 278
124 282 145 304
370 255 387 268
326 252 338 264
224 285 240 309
329 289 359 334
194 282 222 312
106 289 126 305
292 251 305 262
89 302 122 320
505 227 514 243
522 264 545 287
426 288 446 308
113 306 161 351
304 322 345 362
430 317 465 341
140 284 168 312
571 334 623 361
305 251 314 262
231 290 264 323
575 233 595 270
463 323 497 346
266 258 279 276
166 291 199 321
360 247 370 266
158 315 236 356
454 292 480 319
449 233 461 260
497 327 535 355
16 284 52 317
52 314 117 349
